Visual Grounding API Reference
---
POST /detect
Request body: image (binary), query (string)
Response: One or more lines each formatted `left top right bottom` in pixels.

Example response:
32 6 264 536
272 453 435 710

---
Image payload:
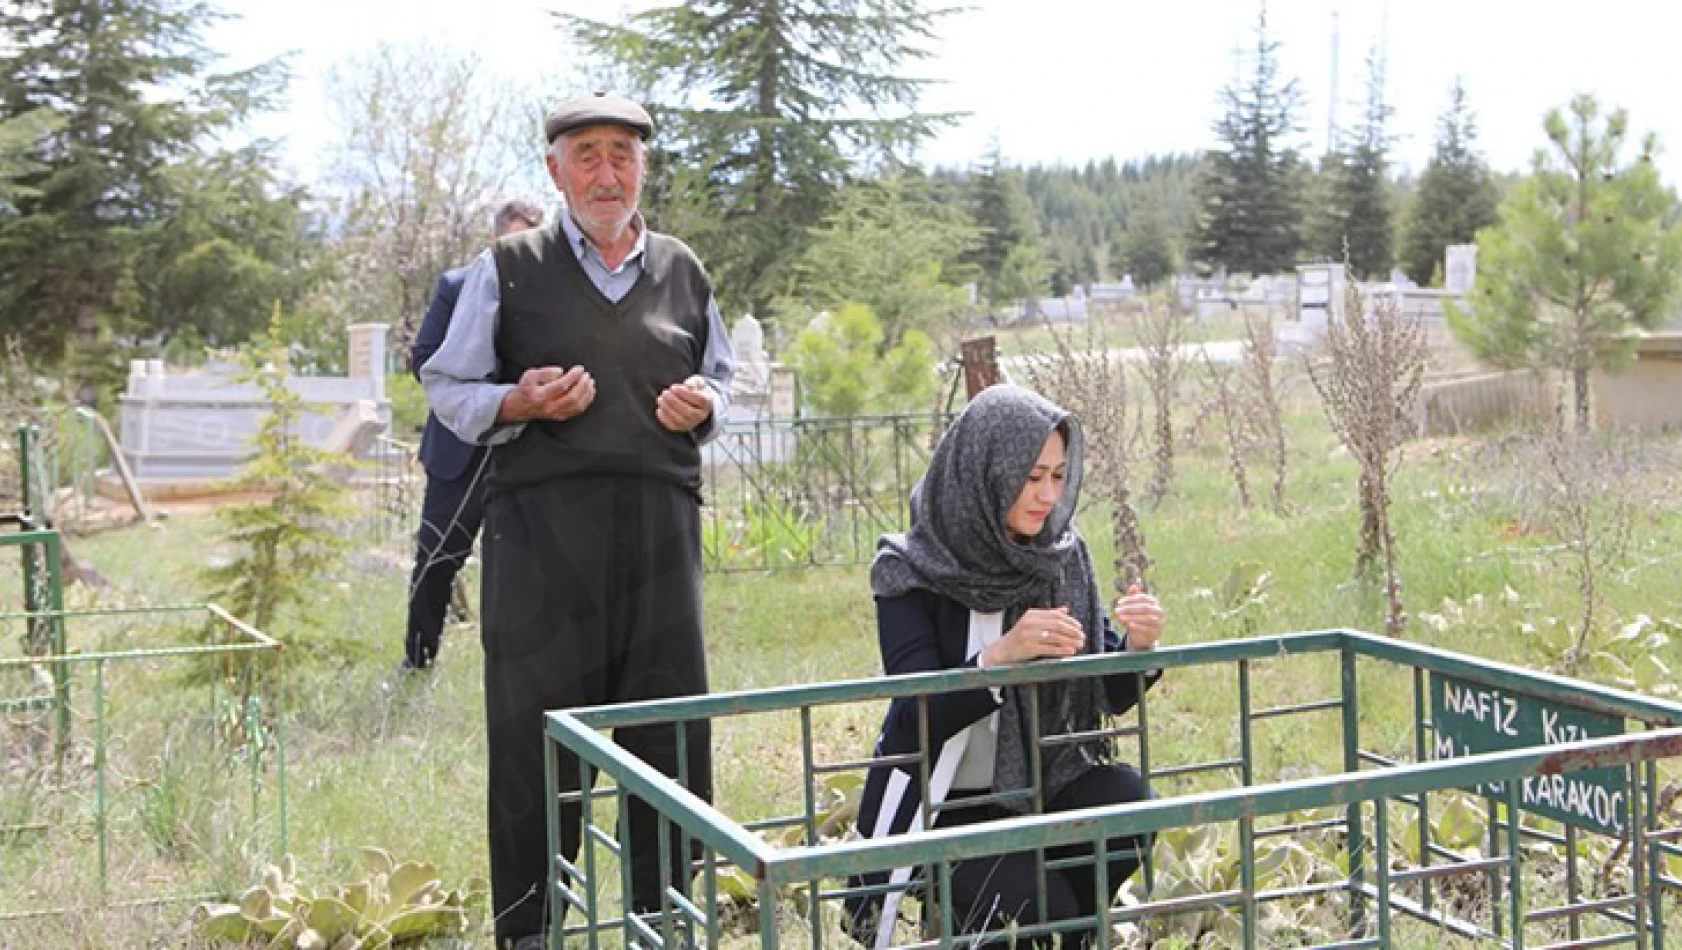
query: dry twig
1019 316 1150 592
1136 303 1190 506
1305 277 1427 637
1238 310 1291 514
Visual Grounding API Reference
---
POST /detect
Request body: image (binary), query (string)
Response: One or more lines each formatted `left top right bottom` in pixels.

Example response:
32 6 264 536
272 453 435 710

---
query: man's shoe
510 936 546 950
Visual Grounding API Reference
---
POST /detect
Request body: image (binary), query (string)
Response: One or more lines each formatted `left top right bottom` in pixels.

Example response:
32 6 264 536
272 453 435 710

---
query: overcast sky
213 0 1682 186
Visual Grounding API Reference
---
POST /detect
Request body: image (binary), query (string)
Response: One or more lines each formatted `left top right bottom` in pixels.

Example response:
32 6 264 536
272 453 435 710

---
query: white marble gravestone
119 327 392 484
1445 244 1478 294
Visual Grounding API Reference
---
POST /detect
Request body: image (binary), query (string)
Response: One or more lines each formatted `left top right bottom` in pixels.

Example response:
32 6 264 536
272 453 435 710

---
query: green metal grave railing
699 414 949 573
545 630 1682 950
0 597 289 920
5 425 68 736
1 424 289 921
365 415 953 571
371 434 421 548
1 413 141 534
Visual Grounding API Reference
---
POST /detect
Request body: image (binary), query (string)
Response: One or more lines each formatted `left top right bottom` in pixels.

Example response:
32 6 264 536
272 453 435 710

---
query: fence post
1341 646 1366 936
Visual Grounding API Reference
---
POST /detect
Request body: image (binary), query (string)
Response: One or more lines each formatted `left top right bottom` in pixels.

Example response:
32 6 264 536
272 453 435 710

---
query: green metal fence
700 414 947 572
371 434 421 548
364 415 951 572
1 429 289 920
0 599 289 919
0 411 141 533
544 631 1682 949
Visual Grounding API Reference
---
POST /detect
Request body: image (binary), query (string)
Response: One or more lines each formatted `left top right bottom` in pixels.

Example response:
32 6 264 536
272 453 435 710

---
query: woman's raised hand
1114 585 1164 651
982 607 1085 666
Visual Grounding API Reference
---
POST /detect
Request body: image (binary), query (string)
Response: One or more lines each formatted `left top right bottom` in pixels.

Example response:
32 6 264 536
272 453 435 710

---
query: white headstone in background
1445 244 1479 295
730 314 772 396
732 314 766 365
1284 262 1346 348
769 366 798 418
346 323 389 400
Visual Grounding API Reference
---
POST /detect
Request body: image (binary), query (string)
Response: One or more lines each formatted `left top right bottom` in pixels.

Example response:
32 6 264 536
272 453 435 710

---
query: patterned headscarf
872 384 1110 809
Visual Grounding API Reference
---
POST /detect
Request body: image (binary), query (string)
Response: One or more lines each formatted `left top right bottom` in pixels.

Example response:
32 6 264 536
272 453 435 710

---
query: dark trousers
405 465 487 667
934 765 1153 949
481 474 712 943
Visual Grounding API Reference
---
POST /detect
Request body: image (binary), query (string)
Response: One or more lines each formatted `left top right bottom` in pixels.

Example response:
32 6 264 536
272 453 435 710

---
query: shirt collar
559 208 648 275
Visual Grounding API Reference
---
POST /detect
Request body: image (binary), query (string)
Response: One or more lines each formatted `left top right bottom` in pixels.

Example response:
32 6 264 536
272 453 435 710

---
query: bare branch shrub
1019 317 1150 592
1200 352 1253 510
1136 303 1191 506
322 42 540 353
1465 430 1650 673
1238 310 1291 514
1531 432 1642 671
1305 281 1427 637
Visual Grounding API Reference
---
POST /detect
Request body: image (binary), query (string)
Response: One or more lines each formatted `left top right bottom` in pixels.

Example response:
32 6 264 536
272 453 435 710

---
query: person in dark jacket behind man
846 384 1165 950
403 197 544 670
419 92 735 950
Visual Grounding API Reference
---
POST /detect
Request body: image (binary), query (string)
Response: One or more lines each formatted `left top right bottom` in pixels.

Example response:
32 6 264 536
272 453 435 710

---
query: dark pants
935 765 1153 949
481 474 712 944
405 465 487 667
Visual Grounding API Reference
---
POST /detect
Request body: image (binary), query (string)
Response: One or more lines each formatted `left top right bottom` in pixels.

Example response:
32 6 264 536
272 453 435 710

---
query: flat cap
544 92 654 142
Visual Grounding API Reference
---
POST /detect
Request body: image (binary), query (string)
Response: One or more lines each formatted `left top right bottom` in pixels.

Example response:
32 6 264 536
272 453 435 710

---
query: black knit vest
489 218 713 495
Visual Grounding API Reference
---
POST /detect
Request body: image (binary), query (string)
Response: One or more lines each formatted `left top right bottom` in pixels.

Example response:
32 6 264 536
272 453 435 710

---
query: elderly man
421 93 734 950
403 196 544 671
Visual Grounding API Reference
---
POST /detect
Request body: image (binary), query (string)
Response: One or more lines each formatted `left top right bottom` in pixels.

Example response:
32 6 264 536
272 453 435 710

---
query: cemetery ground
4 370 1682 948
992 309 1253 356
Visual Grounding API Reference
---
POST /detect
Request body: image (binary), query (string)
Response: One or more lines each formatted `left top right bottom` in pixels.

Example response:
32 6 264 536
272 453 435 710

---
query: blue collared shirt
420 211 735 446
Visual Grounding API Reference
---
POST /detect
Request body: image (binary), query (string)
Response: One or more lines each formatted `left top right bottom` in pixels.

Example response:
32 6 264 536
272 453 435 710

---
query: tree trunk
751 2 783 338
1572 364 1591 432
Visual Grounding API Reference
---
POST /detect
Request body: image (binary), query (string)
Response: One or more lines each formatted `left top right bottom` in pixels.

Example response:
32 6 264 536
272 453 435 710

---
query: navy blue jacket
410 267 486 481
845 588 1161 946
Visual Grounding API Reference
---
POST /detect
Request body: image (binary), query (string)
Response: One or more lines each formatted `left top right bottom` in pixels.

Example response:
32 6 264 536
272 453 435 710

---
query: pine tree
0 0 294 362
1116 196 1177 289
785 302 936 416
1448 95 1682 430
1301 150 1346 261
1010 154 1201 284
967 141 1049 309
1401 79 1499 285
1193 4 1306 275
1325 51 1395 279
781 170 980 345
204 308 350 634
143 148 324 348
0 110 59 211
558 0 956 331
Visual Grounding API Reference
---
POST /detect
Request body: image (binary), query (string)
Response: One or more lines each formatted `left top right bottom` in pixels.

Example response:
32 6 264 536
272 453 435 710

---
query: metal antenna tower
1327 9 1341 154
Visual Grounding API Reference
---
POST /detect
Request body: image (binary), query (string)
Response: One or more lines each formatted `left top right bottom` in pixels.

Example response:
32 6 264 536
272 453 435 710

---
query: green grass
3 381 1681 947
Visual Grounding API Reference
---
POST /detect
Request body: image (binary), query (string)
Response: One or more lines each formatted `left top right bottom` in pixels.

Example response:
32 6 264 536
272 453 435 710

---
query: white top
869 608 1006 950
952 611 1004 790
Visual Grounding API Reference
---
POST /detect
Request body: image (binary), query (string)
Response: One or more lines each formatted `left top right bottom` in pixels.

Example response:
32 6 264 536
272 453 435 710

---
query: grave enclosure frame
1 425 289 921
546 629 1682 950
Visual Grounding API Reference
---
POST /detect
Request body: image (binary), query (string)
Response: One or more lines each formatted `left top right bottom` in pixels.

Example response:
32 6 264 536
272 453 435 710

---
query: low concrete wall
1415 371 1552 437
1413 333 1682 436
1593 333 1682 430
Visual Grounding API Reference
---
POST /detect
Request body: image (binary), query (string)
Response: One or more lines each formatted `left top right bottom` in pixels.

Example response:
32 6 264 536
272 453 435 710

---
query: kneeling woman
846 385 1164 950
